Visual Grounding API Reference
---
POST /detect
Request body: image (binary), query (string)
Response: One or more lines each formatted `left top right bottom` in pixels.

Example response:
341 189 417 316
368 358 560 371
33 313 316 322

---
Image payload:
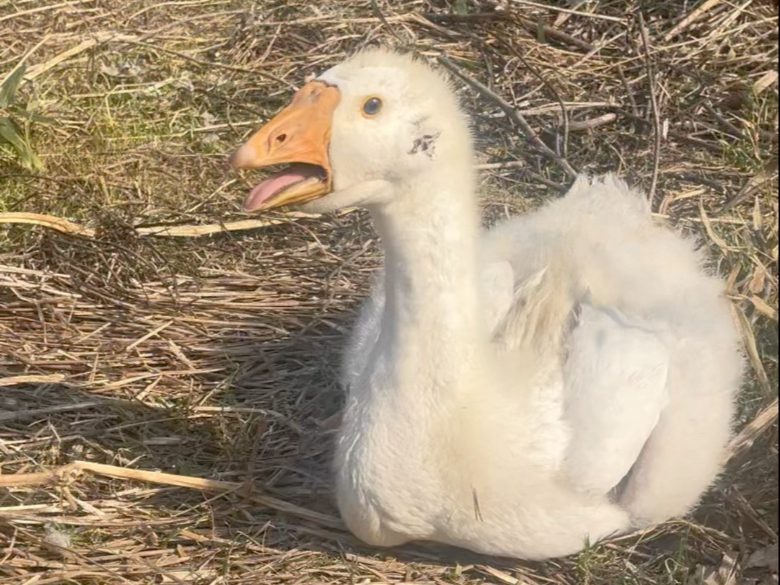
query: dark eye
362 96 383 117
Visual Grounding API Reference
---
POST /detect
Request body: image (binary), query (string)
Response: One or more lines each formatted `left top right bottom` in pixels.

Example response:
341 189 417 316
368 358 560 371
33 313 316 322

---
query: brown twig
723 398 779 465
0 373 67 387
0 212 96 236
639 13 662 203
663 0 724 41
719 156 779 213
0 400 102 423
0 460 240 490
567 113 618 131
438 55 578 180
0 460 344 529
514 16 597 52
0 211 357 238
496 36 572 163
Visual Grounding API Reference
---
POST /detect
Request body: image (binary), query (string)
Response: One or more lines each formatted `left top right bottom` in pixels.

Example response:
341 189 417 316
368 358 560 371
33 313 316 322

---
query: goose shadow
0 311 509 572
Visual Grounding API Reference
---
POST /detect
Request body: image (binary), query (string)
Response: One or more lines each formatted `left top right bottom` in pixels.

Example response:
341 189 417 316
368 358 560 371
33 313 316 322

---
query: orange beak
229 81 341 211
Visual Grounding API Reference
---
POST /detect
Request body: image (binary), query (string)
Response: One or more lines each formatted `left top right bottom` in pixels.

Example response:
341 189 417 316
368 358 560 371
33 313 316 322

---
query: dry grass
0 1 777 583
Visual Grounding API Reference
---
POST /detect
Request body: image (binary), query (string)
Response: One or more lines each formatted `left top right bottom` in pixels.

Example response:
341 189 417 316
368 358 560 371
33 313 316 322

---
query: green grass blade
0 115 44 170
0 64 26 109
13 109 57 125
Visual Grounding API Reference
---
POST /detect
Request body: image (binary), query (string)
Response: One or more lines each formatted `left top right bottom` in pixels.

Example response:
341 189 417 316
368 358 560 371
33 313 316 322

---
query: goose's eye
361 96 383 117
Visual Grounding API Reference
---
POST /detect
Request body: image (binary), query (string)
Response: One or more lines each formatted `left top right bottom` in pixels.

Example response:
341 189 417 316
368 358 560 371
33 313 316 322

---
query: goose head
230 49 474 213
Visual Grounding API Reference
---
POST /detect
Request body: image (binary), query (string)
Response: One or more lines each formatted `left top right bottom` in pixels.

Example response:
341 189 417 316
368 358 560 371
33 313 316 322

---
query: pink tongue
243 164 322 212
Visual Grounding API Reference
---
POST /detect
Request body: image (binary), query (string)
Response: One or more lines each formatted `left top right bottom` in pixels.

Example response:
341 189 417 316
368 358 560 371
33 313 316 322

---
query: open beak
229 81 341 212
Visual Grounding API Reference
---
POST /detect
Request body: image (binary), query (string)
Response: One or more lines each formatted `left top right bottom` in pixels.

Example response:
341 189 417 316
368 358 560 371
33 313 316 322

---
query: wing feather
561 302 670 494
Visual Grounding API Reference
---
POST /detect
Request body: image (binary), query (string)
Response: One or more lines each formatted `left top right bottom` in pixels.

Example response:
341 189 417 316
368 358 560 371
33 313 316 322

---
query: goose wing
561 301 670 494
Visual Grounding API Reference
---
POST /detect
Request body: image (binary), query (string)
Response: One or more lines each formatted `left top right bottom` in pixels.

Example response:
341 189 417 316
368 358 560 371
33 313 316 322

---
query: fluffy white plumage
248 48 745 560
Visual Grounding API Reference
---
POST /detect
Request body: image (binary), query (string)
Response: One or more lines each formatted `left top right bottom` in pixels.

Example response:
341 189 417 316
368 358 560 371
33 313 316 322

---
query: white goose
229 49 743 560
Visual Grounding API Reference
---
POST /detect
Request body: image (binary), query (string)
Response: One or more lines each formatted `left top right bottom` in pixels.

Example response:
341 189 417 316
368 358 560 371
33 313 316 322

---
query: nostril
275 133 287 145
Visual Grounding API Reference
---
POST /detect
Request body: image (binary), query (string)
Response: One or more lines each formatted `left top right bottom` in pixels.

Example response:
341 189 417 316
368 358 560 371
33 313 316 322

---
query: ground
0 1 777 584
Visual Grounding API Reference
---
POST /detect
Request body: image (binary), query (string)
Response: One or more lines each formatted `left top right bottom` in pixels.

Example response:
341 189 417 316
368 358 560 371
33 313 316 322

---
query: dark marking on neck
409 131 441 159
